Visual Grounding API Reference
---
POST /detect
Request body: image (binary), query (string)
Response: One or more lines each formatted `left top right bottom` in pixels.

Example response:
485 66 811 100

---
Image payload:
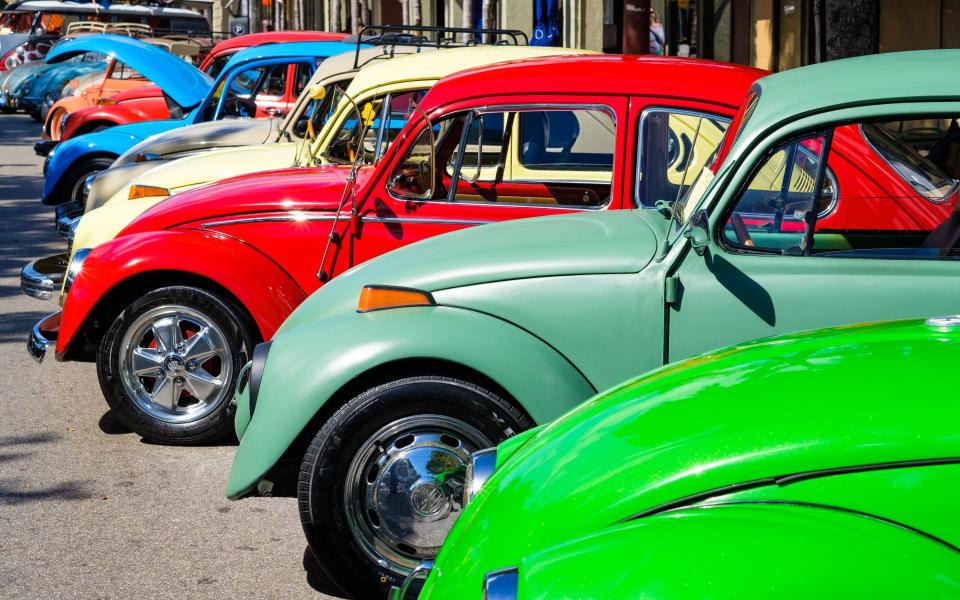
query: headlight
247 341 272 417
463 447 497 505
61 247 90 303
58 112 69 136
483 568 518 600
44 92 54 107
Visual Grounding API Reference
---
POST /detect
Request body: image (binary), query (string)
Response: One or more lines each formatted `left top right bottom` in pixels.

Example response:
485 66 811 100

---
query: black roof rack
347 24 528 70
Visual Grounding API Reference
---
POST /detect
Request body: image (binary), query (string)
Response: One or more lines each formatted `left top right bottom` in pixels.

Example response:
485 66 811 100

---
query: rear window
861 122 958 203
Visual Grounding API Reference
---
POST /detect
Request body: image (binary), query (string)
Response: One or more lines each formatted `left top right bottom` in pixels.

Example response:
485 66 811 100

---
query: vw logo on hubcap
163 355 184 375
409 483 448 518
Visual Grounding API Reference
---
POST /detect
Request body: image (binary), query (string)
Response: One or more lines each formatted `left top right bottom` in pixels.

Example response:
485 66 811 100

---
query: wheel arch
64 269 262 362
263 357 533 495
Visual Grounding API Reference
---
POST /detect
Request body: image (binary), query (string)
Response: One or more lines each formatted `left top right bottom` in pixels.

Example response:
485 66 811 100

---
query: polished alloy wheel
118 305 233 424
344 415 492 574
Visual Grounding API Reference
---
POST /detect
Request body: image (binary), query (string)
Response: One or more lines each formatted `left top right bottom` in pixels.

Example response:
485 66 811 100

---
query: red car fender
61 99 168 140
57 229 307 359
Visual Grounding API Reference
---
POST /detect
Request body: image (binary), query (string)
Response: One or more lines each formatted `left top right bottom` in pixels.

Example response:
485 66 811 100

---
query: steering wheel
730 213 754 247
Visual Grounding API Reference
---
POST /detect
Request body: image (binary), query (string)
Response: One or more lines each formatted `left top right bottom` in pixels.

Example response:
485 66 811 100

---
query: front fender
226 305 597 499
43 131 134 204
57 229 307 359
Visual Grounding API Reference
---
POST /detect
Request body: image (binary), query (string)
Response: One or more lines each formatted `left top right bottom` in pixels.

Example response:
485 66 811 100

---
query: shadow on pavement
97 410 131 435
0 478 94 504
303 547 349 598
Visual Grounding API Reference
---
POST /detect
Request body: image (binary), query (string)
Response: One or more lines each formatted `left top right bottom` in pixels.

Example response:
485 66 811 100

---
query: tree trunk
820 0 878 61
401 0 409 27
329 0 340 31
411 0 421 26
350 0 359 34
462 0 475 42
481 0 495 41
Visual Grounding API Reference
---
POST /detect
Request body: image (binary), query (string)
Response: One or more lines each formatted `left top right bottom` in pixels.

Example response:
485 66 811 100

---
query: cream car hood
104 142 300 205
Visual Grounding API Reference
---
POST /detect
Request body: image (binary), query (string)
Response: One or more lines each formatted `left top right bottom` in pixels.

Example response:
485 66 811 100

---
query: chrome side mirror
684 208 710 256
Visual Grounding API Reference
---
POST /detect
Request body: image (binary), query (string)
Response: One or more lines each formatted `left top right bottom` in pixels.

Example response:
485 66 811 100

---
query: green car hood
278 209 663 334
423 318 960 597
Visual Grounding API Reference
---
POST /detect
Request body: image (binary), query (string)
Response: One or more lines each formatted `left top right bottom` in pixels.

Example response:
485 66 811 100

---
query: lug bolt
187 360 197 370
156 370 165 378
175 376 186 386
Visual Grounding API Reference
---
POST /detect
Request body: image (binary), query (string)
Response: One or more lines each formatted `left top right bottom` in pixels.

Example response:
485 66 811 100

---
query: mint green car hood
424 318 960 597
278 210 662 334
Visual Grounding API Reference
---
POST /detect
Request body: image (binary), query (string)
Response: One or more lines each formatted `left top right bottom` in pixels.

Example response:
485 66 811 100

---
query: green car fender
225 304 597 499
507 503 960 598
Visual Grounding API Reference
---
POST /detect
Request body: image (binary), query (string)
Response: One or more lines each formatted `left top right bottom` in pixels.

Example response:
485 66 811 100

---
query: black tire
0 106 14 115
298 376 533 599
97 285 256 445
55 155 114 206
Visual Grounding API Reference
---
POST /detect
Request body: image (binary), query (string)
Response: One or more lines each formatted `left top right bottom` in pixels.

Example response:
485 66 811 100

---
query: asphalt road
0 115 342 600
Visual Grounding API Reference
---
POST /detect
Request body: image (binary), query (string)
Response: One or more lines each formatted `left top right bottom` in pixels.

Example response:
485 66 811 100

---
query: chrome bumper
28 311 61 363
54 202 82 239
20 253 68 300
388 561 433 600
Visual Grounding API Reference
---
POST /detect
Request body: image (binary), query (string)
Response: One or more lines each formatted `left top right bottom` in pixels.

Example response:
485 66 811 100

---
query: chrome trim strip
201 215 340 228
362 215 493 226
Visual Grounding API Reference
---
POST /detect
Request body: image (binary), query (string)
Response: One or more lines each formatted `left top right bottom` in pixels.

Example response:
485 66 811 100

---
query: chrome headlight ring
61 247 90 301
463 447 498 506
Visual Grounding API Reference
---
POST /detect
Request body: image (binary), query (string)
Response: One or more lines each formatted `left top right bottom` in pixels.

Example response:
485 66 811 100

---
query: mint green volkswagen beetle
413 317 960 598
227 50 960 597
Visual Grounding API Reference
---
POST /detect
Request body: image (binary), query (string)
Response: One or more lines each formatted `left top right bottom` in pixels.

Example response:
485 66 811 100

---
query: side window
388 115 462 201
324 96 385 165
293 62 312 97
725 132 829 254
255 64 287 98
723 116 960 260
444 108 615 207
636 109 731 208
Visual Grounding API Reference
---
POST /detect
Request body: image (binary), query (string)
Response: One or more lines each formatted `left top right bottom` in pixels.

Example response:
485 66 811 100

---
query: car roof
343 45 596 100
423 54 767 112
220 40 362 75
734 49 960 154
209 31 350 56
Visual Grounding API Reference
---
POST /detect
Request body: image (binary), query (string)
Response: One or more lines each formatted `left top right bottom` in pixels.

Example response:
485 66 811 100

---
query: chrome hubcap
344 415 492 575
118 305 232 423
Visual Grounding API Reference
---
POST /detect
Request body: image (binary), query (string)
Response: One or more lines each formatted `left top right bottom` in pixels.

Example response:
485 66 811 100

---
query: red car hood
121 165 368 236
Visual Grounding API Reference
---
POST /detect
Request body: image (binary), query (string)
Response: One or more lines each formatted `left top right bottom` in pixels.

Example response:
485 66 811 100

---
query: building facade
214 0 960 71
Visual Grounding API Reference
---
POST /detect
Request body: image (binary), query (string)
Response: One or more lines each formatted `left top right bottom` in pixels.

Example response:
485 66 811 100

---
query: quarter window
636 109 731 208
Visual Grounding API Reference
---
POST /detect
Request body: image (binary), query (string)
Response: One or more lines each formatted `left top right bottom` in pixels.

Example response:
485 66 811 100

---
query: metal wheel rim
118 304 233 424
343 413 492 576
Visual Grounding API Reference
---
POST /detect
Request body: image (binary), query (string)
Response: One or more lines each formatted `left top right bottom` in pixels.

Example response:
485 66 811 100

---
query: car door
666 108 960 363
349 94 629 267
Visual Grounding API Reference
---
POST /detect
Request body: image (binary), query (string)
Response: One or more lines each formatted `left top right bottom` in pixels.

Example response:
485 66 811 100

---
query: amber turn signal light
128 185 171 200
96 97 118 106
357 285 435 313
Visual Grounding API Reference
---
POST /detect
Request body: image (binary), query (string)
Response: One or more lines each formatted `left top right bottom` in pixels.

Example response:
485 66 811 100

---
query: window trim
422 102 618 211
634 106 732 209
859 121 959 205
717 127 834 257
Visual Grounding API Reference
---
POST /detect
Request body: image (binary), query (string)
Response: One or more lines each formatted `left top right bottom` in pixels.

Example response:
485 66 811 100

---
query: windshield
861 122 958 203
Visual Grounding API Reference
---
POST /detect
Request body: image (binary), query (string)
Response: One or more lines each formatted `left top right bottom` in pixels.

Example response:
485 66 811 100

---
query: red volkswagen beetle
31 55 766 443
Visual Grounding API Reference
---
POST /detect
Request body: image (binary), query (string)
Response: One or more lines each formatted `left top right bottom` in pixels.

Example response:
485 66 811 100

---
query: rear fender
226 305 597 499
57 229 307 360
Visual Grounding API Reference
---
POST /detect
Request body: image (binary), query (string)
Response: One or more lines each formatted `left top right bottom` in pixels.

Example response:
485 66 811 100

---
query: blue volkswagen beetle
41 34 364 215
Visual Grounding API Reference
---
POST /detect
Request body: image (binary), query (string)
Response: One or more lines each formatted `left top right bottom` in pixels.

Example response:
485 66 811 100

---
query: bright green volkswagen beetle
411 316 960 598
227 49 960 596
